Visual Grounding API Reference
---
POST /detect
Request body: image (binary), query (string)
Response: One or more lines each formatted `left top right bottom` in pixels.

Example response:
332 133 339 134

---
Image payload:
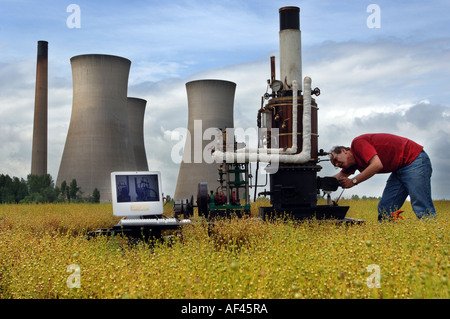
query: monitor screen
111 171 164 216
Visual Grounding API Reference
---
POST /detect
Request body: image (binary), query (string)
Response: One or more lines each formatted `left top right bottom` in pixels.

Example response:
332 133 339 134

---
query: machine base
259 205 363 224
206 208 251 219
87 218 191 241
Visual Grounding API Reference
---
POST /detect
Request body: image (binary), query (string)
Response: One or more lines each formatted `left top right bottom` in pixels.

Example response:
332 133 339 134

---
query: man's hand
338 177 355 189
335 155 383 189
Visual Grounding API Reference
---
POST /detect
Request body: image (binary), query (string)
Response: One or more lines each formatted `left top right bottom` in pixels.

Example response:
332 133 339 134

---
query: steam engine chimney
31 40 48 176
279 7 302 92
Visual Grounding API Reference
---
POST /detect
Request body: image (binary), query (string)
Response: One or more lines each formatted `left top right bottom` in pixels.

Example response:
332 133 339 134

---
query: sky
0 0 449 200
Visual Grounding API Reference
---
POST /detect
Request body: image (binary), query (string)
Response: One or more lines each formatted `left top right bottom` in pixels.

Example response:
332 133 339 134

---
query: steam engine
175 7 351 222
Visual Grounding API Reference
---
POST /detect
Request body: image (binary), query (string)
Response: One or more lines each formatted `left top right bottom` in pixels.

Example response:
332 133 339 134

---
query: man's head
330 146 355 169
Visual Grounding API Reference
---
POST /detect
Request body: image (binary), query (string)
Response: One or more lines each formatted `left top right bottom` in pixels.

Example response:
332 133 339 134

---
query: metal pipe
214 76 312 164
244 163 249 205
253 161 259 201
287 79 298 153
225 165 230 205
270 56 276 83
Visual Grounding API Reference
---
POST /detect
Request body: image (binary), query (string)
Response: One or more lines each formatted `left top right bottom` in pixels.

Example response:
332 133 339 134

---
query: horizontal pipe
214 76 312 163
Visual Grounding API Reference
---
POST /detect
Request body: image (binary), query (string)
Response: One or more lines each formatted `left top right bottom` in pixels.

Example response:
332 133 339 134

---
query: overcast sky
1 0 449 200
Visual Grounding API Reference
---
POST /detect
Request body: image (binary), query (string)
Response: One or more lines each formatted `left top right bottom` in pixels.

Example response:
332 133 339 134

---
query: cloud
304 38 450 116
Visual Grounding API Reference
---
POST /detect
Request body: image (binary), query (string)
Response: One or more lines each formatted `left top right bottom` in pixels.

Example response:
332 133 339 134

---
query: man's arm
338 155 383 188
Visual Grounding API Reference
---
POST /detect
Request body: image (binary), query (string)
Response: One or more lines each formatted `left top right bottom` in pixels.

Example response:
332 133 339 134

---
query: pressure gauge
271 80 283 92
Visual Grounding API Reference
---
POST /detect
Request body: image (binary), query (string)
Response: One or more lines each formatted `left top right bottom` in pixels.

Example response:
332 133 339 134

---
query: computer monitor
111 171 164 217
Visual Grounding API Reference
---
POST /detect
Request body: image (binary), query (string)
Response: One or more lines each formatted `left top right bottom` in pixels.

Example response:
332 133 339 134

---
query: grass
0 199 448 299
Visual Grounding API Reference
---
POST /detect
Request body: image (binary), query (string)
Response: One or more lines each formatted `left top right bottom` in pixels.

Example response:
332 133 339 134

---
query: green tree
0 174 14 203
27 174 52 194
69 179 80 202
0 174 28 203
92 188 100 203
12 177 29 202
0 173 101 204
26 174 58 203
60 180 68 201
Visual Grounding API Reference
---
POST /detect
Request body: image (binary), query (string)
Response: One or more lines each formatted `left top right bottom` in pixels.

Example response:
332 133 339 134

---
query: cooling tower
56 54 135 202
174 79 236 200
31 40 48 176
127 97 149 171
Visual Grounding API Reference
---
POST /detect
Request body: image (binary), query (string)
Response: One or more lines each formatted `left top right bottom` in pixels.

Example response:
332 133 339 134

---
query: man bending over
330 133 436 221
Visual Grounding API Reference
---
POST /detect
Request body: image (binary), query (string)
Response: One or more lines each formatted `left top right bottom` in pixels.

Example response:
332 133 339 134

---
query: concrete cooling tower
31 40 48 176
127 97 149 171
57 54 137 202
174 79 236 200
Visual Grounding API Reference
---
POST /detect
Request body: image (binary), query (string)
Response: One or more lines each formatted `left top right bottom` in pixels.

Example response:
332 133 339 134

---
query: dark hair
330 146 350 154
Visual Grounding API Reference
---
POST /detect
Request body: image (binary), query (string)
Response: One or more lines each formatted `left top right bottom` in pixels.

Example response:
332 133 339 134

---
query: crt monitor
111 171 164 216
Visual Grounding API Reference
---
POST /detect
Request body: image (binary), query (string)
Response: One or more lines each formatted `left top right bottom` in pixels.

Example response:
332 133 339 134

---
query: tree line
0 173 100 204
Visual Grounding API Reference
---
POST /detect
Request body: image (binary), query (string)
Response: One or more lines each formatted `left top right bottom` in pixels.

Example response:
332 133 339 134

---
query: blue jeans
377 150 437 221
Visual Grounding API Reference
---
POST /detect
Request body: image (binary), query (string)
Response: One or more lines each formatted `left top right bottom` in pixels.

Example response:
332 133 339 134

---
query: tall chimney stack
31 40 48 176
279 7 302 92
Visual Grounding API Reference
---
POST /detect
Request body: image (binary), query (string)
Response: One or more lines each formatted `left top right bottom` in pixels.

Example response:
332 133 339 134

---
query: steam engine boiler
256 7 349 220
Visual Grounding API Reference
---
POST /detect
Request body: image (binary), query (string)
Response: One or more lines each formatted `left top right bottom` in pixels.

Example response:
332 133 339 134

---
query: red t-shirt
342 133 423 175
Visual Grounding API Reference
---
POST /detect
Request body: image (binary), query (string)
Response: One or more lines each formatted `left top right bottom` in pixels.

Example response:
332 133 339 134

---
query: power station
31 6 357 237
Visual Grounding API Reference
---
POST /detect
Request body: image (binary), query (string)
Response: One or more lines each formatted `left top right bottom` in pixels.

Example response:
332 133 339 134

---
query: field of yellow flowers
0 199 448 299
